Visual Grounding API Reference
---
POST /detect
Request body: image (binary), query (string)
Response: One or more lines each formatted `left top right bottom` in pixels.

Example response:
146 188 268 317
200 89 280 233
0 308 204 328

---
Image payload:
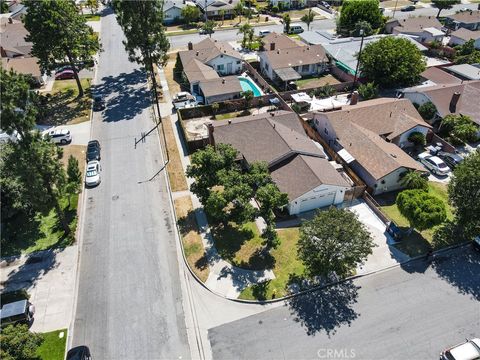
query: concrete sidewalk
0 246 78 332
157 67 275 299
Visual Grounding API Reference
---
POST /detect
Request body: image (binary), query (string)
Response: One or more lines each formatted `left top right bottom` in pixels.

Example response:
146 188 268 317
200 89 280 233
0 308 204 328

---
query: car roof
0 300 27 318
429 156 444 165
67 346 90 359
50 129 70 135
450 339 480 360
86 160 99 168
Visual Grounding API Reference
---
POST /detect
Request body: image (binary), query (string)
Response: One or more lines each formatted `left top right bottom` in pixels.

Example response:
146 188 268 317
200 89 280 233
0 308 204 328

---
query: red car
55 70 75 80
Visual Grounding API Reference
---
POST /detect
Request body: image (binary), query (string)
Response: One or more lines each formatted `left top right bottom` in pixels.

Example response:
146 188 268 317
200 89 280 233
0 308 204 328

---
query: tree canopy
454 39 480 64
400 171 428 191
0 324 43 360
300 9 315 31
359 36 426 88
417 101 437 121
337 0 383 36
357 81 378 100
297 207 374 278
112 0 170 72
448 151 480 237
396 189 447 231
441 114 478 144
432 0 460 18
24 0 100 97
282 13 291 33
181 5 201 25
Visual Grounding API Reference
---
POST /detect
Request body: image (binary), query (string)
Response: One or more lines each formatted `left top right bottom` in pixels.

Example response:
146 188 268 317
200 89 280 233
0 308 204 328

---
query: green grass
214 110 251 120
37 329 67 360
1 195 78 257
379 182 454 257
167 29 200 36
287 34 301 40
239 227 305 300
82 14 101 21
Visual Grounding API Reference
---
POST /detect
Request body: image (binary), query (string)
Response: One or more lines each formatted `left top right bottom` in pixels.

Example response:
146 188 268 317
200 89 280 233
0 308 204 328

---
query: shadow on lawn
38 88 91 126
287 280 360 337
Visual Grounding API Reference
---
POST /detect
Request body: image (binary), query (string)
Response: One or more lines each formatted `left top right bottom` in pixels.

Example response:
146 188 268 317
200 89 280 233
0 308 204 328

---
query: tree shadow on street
287 280 360 337
94 69 151 122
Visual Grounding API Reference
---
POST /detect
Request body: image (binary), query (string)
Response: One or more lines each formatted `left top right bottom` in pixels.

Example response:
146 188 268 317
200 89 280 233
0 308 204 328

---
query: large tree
448 151 480 237
359 36 426 88
24 0 100 97
0 325 43 360
432 0 460 18
256 183 288 248
65 155 82 207
238 23 253 49
441 114 478 144
337 0 383 36
181 5 201 26
454 39 480 65
298 207 374 278
0 68 38 140
400 171 428 191
282 13 291 34
300 9 315 31
396 189 447 232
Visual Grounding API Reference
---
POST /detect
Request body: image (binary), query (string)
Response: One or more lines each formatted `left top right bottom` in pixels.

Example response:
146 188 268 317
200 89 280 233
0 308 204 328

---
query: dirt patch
165 58 182 96
60 145 87 177
175 196 209 282
159 116 188 192
296 74 341 90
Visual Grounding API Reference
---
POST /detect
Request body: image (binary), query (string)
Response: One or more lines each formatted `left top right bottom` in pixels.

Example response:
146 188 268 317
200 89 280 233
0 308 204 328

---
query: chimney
270 42 275 51
8 17 13 24
207 123 215 147
350 91 359 105
188 42 193 50
228 119 232 124
449 91 461 113
222 78 225 84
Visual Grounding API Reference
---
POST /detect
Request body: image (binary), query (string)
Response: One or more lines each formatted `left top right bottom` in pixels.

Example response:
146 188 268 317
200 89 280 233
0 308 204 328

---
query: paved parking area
0 246 78 332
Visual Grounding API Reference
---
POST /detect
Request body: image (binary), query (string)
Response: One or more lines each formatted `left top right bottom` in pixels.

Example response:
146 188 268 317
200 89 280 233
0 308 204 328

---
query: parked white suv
418 152 450 176
44 129 72 145
440 338 480 360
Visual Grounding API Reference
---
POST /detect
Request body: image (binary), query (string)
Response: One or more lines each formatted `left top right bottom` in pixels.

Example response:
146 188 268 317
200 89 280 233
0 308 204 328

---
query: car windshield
87 146 98 152
86 170 98 177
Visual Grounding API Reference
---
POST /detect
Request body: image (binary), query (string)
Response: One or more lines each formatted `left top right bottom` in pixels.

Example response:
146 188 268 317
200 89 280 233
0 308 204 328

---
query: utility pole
351 29 365 96
392 0 399 18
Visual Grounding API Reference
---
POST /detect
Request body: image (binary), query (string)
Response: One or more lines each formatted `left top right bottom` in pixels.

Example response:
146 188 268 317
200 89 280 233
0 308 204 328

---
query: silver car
418 152 451 176
440 338 480 360
85 160 101 187
44 128 72 145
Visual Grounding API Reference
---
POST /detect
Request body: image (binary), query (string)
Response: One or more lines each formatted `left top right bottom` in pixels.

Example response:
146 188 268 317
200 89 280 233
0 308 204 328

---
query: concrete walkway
157 67 275 299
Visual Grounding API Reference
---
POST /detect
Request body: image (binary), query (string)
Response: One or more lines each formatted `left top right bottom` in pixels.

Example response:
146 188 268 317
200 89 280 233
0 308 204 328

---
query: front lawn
239 227 305 300
379 182 455 257
42 78 92 125
82 13 101 21
37 329 67 360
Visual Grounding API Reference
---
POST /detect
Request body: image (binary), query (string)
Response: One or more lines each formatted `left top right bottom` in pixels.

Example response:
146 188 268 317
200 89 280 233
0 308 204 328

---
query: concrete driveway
348 201 410 275
0 246 78 333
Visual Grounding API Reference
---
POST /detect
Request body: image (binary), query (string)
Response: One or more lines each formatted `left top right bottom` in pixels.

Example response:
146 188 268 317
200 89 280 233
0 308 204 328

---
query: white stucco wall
259 52 274 80
371 167 410 195
287 183 347 215
164 6 183 23
207 55 242 75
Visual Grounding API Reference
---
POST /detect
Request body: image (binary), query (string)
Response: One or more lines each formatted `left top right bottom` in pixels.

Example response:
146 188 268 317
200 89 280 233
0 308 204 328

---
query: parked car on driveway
401 5 415 11
44 128 72 144
86 140 101 161
55 70 75 80
0 300 35 328
440 338 480 360
418 152 451 176
66 346 92 360
173 91 197 110
437 151 464 169
85 160 101 187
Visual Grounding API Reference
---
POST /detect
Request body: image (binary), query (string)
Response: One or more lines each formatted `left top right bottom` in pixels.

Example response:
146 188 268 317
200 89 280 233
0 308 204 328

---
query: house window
236 60 241 64
217 64 224 71
301 64 309 72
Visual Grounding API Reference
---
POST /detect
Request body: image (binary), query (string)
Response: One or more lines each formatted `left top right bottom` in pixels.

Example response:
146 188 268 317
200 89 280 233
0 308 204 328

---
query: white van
259 29 272 37
288 25 304 34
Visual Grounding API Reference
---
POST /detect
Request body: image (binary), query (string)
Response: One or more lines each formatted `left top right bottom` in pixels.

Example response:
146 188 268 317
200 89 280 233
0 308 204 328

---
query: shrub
408 131 426 146
417 101 437 121
357 82 378 100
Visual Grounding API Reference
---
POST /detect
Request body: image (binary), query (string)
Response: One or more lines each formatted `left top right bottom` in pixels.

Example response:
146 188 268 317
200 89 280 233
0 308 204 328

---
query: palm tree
300 9 314 31
242 90 254 110
234 1 244 24
238 23 253 49
202 20 216 38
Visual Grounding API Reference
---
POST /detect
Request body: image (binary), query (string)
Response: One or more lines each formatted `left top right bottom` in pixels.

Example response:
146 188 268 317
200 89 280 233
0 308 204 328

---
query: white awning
338 148 355 164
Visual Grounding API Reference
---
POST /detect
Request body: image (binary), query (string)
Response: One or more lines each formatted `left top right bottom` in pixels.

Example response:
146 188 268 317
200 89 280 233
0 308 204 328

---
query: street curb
166 21 276 36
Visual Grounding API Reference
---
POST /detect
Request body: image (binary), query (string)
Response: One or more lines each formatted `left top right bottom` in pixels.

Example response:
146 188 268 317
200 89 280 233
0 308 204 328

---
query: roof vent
222 78 225 84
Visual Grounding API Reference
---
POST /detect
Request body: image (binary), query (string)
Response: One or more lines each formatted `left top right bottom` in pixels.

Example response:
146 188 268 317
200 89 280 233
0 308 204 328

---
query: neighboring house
1 57 46 85
403 81 480 126
178 38 243 98
420 67 462 86
211 111 351 215
312 98 430 194
444 64 480 81
197 0 238 18
163 0 196 24
385 16 444 41
449 28 480 48
198 75 243 104
445 10 480 31
269 0 306 9
258 33 329 87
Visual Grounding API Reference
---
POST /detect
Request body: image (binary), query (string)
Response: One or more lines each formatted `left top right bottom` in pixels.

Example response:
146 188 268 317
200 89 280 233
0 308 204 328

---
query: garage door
298 191 336 213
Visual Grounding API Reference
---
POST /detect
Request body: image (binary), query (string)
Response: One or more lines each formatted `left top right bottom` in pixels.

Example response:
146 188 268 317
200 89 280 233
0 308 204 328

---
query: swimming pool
238 76 263 97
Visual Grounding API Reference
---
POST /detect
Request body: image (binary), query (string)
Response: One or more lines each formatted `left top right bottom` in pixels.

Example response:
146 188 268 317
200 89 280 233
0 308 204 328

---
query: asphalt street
209 247 480 360
168 3 479 49
71 8 190 359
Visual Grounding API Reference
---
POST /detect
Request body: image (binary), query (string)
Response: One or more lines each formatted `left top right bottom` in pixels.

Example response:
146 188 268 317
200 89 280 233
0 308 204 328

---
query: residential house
163 0 197 24
198 75 243 104
197 0 238 18
443 64 480 81
258 33 329 87
385 16 444 43
312 98 430 194
1 57 44 85
403 81 480 127
178 38 243 101
445 10 480 31
269 0 306 9
420 67 462 86
449 28 480 48
211 111 351 214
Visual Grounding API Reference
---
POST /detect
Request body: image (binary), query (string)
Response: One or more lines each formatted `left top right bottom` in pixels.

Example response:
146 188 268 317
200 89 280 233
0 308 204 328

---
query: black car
86 140 101 162
437 151 464 169
66 346 92 360
93 95 105 111
401 5 415 11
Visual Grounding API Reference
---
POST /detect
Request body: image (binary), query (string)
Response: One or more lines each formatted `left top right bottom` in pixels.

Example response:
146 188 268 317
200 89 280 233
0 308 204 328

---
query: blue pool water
238 76 262 97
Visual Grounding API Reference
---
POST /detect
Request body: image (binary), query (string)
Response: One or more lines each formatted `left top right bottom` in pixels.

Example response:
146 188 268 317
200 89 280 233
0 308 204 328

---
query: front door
227 62 232 74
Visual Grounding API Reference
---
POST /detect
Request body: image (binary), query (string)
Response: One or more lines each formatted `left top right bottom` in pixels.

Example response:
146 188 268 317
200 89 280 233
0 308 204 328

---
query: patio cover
309 97 344 112
275 67 301 81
